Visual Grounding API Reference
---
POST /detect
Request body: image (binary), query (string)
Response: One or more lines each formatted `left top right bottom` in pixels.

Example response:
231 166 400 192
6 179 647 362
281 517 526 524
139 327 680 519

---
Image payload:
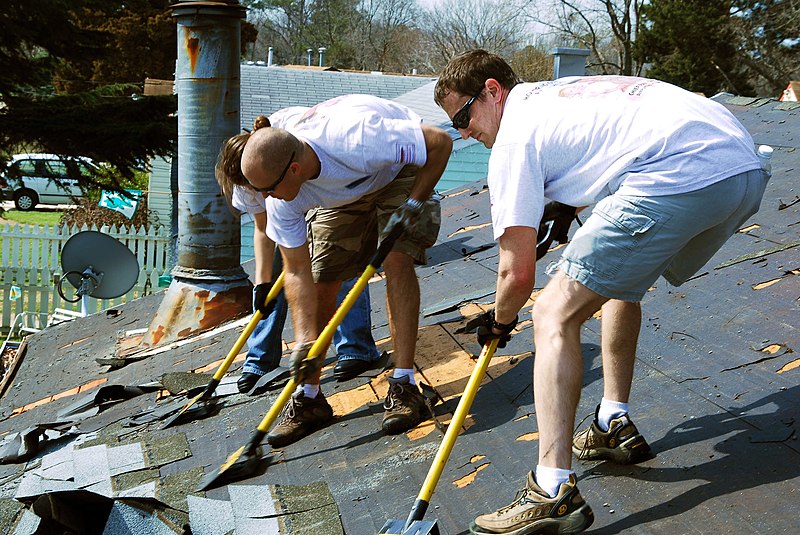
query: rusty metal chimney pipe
133 0 251 351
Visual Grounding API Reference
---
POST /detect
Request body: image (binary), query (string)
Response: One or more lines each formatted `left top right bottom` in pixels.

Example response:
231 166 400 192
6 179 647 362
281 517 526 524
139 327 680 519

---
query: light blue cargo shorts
550 168 770 302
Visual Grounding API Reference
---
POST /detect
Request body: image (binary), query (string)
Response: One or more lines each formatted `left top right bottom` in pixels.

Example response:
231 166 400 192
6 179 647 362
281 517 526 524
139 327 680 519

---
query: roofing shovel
196 223 405 492
379 338 500 535
160 272 286 429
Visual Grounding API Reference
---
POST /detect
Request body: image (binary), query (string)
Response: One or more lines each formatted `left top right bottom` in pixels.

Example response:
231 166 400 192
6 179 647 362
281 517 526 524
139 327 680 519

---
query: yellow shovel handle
417 338 499 502
211 272 285 382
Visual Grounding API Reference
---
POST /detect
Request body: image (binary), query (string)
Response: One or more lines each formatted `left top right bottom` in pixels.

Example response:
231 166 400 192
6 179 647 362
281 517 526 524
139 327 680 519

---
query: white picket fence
0 222 172 333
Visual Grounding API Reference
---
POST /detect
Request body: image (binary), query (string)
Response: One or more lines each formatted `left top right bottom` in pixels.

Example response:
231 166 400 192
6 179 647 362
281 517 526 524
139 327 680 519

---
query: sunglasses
451 87 484 130
248 150 295 194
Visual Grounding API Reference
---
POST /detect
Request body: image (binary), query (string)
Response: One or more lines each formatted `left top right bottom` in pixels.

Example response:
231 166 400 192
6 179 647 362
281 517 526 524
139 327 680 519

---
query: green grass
1 209 63 227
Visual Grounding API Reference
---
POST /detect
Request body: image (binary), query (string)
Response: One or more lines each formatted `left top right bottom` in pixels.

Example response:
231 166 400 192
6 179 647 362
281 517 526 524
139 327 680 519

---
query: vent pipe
132 0 251 351
307 48 313 66
551 47 590 78
268 46 274 66
318 47 327 67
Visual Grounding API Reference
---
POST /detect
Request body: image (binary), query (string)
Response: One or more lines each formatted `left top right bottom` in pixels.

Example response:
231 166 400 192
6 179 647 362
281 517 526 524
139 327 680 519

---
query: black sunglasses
249 150 295 194
451 86 484 130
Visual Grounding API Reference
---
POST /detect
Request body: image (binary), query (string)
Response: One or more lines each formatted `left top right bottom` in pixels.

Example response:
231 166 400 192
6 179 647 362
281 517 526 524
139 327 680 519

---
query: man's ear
485 78 503 101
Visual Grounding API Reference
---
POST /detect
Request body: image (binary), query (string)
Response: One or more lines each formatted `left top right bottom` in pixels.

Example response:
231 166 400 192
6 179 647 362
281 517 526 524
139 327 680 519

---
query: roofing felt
0 96 798 535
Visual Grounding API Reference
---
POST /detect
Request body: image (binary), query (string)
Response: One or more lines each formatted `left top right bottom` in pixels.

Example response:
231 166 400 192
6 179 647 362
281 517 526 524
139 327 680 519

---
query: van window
9 159 39 178
42 160 70 179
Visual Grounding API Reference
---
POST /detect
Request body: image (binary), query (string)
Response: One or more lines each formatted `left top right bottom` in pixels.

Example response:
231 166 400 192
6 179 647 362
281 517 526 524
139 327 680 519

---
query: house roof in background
239 64 435 131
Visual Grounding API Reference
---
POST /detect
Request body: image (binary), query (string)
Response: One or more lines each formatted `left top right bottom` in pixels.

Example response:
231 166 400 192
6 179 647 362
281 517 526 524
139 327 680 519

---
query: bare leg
600 300 641 403
532 271 607 469
382 251 419 370
305 279 341 385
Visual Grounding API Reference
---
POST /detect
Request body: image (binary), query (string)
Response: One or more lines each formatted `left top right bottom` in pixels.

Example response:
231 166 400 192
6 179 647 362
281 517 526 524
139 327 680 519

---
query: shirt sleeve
231 185 265 215
488 143 546 240
265 197 308 249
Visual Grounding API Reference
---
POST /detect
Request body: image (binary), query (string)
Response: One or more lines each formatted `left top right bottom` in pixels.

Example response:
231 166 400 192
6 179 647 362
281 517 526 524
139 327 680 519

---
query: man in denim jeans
234 202 382 394
436 49 770 535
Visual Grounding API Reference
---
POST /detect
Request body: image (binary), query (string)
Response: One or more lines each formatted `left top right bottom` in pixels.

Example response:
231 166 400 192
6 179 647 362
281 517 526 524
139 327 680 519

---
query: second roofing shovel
379 338 500 535
196 223 405 491
160 272 286 429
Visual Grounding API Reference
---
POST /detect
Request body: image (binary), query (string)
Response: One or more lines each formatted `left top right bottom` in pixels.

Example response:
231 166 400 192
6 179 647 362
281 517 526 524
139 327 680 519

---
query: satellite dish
58 231 139 313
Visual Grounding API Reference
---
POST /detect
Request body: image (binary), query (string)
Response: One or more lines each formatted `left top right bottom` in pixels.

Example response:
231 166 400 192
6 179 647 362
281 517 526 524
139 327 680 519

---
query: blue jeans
243 277 380 375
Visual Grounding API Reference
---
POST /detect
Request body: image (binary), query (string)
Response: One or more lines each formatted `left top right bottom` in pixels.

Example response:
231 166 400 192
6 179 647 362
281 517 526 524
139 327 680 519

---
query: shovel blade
160 395 217 429
378 519 438 535
195 445 265 492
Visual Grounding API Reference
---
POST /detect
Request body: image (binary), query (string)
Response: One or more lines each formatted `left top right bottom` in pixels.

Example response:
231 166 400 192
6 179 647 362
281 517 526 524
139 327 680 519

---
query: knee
532 298 566 340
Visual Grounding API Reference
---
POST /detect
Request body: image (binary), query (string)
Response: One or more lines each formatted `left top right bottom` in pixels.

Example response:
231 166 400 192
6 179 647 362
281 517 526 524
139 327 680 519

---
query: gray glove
289 341 323 384
382 198 424 239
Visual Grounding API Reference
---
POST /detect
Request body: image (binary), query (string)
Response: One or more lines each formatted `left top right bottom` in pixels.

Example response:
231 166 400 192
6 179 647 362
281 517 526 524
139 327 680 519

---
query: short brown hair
434 49 520 106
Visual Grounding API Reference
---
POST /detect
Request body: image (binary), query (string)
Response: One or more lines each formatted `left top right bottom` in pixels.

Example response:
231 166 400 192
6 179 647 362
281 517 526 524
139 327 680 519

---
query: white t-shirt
231 106 310 216
265 95 427 248
489 76 762 239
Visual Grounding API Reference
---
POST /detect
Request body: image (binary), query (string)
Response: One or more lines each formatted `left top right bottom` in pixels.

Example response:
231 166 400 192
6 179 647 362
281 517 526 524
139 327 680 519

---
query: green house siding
437 143 491 193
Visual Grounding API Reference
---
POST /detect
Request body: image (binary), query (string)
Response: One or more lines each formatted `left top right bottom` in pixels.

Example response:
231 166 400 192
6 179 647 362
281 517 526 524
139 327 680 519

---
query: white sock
597 398 629 431
392 368 416 385
301 383 320 399
535 465 573 498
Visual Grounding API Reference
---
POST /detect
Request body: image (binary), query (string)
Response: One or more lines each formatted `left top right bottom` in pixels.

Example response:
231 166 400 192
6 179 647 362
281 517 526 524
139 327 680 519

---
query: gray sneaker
470 472 594 534
573 410 652 464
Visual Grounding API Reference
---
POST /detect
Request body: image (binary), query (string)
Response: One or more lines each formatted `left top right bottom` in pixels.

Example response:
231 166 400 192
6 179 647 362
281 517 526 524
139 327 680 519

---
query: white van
0 153 96 211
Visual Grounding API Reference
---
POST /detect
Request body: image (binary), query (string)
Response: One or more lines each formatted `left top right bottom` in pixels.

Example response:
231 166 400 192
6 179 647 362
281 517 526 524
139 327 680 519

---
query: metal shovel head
195 445 265 492
160 392 217 429
378 519 439 535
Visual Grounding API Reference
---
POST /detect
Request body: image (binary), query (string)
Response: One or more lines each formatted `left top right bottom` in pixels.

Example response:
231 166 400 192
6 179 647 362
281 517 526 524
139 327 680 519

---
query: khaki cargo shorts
308 170 441 283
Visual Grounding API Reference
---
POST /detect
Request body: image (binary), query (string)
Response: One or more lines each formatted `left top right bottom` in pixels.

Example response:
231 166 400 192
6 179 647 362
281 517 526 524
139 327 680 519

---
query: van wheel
14 189 38 211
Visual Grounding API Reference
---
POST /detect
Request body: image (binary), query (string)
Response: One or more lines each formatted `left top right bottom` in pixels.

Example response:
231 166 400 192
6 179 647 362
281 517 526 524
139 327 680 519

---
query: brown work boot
381 375 427 434
470 472 594 534
266 389 334 447
573 408 652 464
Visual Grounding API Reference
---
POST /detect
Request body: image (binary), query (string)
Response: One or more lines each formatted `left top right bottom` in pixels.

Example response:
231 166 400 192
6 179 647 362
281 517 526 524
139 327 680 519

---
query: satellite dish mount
58 231 139 317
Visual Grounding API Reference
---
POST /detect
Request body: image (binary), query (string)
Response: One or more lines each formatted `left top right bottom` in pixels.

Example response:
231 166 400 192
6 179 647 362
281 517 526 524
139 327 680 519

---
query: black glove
289 341 323 384
382 198 425 239
252 282 277 317
476 310 518 349
536 201 578 260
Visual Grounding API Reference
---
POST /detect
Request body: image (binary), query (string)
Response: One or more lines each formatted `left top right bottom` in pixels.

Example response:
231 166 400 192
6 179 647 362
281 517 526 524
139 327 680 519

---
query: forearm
280 244 319 344
494 226 537 325
408 124 452 202
253 233 275 285
252 211 274 285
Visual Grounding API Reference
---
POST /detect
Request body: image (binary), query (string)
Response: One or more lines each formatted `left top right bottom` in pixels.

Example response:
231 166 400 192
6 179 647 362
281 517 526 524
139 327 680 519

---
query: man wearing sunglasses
435 49 770 535
235 94 452 447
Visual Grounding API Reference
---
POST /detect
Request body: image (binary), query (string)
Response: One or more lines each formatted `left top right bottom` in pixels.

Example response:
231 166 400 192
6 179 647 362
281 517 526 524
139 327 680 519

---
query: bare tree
530 0 646 75
418 0 533 72
355 0 420 72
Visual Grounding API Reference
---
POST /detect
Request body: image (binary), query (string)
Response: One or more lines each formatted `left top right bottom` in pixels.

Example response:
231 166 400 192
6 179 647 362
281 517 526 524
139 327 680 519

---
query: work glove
475 310 518 349
536 201 578 260
252 282 277 317
289 341 323 384
382 198 425 240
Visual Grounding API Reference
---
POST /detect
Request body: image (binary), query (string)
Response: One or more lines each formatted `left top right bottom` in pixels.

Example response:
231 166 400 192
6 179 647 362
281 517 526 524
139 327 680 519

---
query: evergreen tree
636 0 753 95
0 0 176 181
